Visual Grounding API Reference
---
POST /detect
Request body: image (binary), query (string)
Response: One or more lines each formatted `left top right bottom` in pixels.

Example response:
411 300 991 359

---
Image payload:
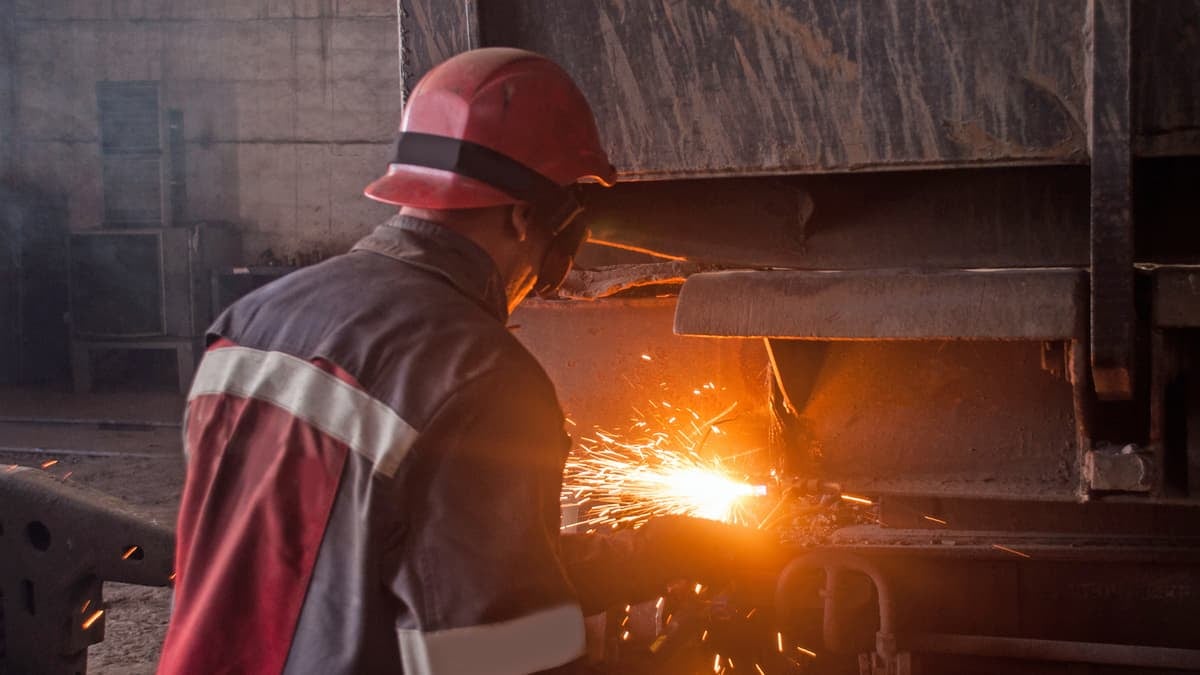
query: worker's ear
508 203 535 243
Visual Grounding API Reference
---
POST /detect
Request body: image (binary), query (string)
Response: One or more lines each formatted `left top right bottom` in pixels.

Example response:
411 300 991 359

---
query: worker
158 48 783 674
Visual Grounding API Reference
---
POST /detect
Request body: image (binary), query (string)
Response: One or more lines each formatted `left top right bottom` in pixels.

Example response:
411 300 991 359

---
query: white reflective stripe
188 346 418 477
397 604 585 675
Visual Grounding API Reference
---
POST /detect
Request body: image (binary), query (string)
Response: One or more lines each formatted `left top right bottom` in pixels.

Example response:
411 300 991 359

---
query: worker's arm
384 363 589 675
560 515 792 615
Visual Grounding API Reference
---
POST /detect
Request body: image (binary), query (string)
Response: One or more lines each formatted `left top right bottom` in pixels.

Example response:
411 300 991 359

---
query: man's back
159 217 586 674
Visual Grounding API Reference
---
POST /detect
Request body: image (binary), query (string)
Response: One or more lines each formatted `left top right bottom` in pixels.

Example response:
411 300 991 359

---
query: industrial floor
0 386 185 674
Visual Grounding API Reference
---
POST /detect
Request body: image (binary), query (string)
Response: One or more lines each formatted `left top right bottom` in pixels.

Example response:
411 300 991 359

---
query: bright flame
563 398 769 529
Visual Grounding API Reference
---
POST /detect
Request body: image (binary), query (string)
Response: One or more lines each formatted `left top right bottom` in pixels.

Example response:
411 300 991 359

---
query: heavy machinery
406 1 1200 673
3 1 1199 673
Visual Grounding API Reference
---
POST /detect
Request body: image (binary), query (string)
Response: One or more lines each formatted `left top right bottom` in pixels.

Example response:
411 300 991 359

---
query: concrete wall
7 0 398 261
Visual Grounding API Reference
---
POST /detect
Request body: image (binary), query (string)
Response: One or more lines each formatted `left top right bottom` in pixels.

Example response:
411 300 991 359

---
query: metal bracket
1088 0 1136 400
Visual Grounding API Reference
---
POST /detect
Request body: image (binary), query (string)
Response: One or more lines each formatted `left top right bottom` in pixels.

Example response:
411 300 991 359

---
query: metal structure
0 467 173 675
406 1 1200 673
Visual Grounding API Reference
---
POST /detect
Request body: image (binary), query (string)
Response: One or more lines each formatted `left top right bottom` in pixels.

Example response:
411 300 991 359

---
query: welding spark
122 546 141 560
776 631 784 652
755 665 766 675
991 543 1032 559
641 354 653 362
713 654 721 673
562 400 767 528
923 515 948 526
40 459 59 469
839 494 874 506
81 609 104 630
796 646 817 658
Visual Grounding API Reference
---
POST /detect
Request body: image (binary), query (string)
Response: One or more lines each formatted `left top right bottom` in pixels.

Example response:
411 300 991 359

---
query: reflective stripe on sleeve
397 604 585 675
188 346 418 477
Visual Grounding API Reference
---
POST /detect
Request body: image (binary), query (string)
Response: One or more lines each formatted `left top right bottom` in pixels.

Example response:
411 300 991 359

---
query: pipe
775 550 896 657
900 633 1200 670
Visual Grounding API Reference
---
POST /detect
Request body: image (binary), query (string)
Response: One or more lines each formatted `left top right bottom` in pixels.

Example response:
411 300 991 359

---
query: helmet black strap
390 132 576 229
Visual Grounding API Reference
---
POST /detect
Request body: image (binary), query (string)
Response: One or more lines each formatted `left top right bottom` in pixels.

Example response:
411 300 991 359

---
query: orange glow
562 399 768 528
82 609 104 630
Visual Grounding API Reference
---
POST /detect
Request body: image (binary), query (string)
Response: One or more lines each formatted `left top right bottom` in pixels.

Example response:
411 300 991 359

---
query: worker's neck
398 206 533 311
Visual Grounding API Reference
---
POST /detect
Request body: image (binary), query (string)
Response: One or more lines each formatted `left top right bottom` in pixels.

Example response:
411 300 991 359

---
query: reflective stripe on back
396 604 585 675
189 346 418 477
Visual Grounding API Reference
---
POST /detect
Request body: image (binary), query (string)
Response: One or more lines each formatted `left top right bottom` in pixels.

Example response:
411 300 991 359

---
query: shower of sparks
562 399 770 529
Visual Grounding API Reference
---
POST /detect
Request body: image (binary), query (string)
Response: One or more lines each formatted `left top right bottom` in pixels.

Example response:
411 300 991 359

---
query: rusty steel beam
674 268 1086 340
1089 0 1137 400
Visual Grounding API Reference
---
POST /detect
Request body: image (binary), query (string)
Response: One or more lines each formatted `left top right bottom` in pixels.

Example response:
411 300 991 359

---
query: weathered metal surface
475 0 1090 177
1153 265 1200 327
401 1 1200 178
397 0 473 108
1134 0 1200 157
553 261 717 300
674 268 1086 340
512 297 772 460
772 341 1081 499
582 167 1090 268
0 466 173 674
1089 0 1137 400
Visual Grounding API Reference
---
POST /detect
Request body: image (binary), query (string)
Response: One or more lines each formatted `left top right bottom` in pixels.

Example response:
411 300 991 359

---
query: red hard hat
364 48 615 209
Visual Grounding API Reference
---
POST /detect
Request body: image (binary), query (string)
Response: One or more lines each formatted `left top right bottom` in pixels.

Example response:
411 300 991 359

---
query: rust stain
725 0 860 81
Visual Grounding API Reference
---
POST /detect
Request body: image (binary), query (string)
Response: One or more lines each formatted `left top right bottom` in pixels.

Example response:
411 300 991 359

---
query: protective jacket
159 216 629 674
